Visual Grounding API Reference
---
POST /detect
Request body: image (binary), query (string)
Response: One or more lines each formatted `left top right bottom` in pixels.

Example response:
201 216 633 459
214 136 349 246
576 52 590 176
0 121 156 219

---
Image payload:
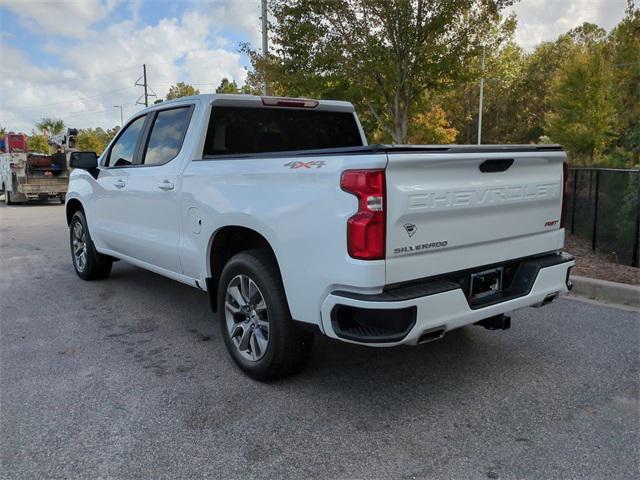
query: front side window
143 107 192 166
106 115 146 167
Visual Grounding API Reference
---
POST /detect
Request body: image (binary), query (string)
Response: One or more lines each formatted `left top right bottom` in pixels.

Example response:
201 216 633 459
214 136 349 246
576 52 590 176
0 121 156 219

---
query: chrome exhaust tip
417 326 446 344
533 292 560 308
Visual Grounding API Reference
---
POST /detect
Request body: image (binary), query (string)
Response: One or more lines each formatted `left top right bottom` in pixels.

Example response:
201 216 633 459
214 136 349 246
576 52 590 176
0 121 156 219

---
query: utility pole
113 105 124 127
261 0 269 96
135 64 154 107
143 64 149 107
477 45 485 145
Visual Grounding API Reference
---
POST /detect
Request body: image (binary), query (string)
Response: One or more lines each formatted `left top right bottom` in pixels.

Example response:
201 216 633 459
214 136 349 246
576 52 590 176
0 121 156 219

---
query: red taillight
561 161 569 228
341 169 385 260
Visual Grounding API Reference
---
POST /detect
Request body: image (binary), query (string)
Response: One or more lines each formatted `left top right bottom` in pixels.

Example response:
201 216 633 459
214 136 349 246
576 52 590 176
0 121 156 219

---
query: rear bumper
320 252 575 347
19 183 68 195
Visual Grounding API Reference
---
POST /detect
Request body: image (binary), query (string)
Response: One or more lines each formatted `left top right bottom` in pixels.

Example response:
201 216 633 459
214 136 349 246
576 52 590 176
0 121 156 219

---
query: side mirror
69 151 98 170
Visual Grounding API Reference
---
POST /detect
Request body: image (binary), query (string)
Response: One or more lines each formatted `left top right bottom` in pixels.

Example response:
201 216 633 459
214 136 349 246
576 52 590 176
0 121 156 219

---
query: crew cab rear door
124 104 194 274
384 146 566 285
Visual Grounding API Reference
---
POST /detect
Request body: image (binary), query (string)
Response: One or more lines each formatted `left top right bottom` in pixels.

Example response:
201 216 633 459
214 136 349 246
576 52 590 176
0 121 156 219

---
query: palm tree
36 117 65 136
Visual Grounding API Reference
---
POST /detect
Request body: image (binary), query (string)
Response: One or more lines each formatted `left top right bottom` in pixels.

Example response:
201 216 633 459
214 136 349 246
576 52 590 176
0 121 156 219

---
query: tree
408 105 458 144
545 47 616 164
76 126 120 154
438 40 527 144
216 78 239 93
248 0 514 143
215 77 255 94
165 82 200 100
607 9 640 163
27 132 51 154
36 117 65 136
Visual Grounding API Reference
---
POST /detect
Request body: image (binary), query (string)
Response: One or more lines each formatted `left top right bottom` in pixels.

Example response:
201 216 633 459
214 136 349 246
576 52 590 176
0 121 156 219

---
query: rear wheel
70 211 112 280
217 249 314 380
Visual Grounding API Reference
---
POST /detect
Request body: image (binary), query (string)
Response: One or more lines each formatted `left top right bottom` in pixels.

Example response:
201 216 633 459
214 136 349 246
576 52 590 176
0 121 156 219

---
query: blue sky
0 0 629 133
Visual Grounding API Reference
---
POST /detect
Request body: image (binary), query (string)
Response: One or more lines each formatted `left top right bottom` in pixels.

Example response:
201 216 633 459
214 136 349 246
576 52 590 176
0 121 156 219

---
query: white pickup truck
66 94 574 380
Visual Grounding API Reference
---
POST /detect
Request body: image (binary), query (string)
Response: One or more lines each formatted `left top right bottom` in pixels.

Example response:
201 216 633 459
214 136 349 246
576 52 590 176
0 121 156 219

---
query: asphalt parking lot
1 202 638 480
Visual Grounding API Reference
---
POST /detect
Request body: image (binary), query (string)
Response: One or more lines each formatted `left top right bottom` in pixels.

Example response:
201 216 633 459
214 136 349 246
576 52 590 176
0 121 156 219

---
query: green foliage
165 82 200 100
36 117 65 136
545 47 616 164
76 126 120 154
243 1 639 167
251 0 515 143
408 105 458 144
607 10 640 163
216 78 240 93
27 132 51 154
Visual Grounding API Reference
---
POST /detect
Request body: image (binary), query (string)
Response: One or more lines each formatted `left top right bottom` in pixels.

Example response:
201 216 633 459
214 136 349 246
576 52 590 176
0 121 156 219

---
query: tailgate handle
479 159 514 173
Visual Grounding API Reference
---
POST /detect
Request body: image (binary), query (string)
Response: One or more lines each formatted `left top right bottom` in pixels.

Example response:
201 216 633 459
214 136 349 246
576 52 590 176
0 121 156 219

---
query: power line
9 86 138 112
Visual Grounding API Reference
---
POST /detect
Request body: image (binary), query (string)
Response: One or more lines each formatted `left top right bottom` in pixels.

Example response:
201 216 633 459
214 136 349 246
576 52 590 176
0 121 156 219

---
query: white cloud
507 0 629 47
182 48 248 89
0 0 117 38
0 2 259 133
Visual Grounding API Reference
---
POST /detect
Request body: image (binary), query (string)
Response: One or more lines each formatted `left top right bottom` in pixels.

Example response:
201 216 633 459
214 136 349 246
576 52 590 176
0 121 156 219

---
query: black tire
70 210 113 280
217 249 314 381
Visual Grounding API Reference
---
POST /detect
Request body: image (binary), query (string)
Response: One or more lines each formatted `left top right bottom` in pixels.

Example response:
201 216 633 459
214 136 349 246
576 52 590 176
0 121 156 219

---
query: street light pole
477 44 485 145
261 0 269 96
113 105 124 127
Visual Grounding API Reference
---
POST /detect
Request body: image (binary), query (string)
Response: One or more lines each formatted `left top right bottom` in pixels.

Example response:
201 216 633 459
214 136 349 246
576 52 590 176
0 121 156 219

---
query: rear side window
143 107 192 165
203 106 363 156
106 115 146 167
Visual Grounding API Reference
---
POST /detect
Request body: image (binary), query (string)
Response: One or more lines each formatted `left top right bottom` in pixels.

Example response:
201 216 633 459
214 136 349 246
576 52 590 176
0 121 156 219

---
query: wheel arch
66 198 84 225
206 225 285 313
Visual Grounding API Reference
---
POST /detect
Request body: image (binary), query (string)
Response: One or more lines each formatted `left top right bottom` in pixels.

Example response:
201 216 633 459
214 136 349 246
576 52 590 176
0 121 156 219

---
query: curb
570 275 639 308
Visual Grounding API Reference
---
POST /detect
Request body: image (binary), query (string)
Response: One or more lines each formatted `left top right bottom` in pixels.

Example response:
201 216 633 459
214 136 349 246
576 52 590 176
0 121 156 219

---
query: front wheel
217 249 314 381
70 211 113 280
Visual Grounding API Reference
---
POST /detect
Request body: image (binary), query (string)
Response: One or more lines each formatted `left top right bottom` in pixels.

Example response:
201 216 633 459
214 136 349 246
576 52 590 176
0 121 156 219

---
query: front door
91 114 147 255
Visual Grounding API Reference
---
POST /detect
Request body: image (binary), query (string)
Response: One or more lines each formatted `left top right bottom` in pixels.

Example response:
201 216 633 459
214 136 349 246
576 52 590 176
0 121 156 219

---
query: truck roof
143 94 356 113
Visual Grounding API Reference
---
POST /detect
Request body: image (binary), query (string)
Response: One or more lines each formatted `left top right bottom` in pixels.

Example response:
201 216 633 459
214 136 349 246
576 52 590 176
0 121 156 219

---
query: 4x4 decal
283 160 326 169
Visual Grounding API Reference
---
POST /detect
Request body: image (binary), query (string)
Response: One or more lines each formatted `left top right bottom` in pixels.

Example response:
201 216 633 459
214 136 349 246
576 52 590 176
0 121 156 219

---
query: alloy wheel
224 274 270 361
72 221 87 272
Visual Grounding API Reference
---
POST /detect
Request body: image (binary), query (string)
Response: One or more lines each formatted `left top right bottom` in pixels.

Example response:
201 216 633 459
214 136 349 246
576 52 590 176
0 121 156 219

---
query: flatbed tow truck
0 130 76 204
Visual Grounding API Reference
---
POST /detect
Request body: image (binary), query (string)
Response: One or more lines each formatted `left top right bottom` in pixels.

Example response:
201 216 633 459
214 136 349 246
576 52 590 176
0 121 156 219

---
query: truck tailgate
385 148 566 285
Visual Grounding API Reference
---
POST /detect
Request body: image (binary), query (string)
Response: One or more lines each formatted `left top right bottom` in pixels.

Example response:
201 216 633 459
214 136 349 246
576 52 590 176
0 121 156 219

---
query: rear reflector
341 169 386 260
261 97 319 108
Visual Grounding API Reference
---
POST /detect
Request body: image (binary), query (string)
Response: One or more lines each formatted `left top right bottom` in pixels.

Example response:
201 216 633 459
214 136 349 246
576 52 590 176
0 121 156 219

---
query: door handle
114 179 126 189
158 180 174 191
